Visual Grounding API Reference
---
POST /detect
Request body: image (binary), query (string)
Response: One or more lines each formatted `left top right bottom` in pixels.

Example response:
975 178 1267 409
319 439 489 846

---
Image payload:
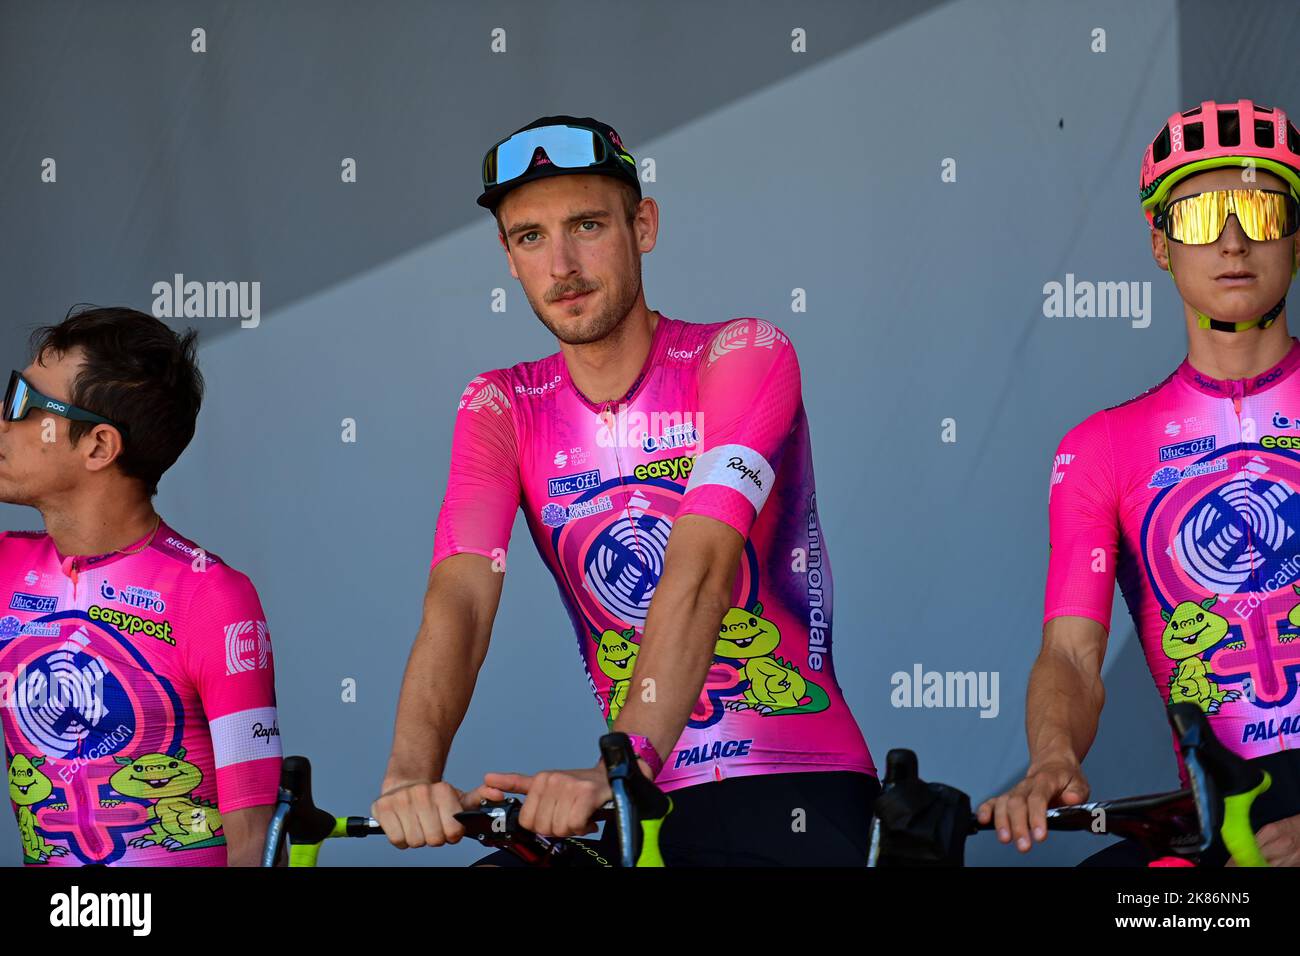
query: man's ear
81 423 125 475
1151 226 1171 272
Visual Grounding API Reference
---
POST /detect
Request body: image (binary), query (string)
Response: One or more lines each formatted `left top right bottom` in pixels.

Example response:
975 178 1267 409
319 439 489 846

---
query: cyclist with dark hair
0 306 282 866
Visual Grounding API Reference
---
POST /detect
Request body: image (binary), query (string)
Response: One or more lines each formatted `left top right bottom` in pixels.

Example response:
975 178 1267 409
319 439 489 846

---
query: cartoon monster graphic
1161 596 1243 714
593 628 639 727
8 755 69 864
715 602 829 716
110 748 224 850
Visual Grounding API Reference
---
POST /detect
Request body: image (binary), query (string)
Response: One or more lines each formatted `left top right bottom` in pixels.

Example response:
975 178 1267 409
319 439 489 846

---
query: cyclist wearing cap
373 115 878 865
0 307 282 866
979 99 1300 866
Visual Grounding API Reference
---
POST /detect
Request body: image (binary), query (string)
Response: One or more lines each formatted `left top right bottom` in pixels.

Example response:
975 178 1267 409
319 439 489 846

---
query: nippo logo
224 620 271 675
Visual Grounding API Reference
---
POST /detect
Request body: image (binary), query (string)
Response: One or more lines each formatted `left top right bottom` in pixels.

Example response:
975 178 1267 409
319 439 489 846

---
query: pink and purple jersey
1045 339 1300 781
1 520 281 865
431 315 875 791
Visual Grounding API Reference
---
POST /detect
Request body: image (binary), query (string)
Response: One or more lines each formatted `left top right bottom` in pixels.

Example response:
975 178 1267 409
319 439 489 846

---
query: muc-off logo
99 581 165 613
9 592 57 614
548 469 601 498
1159 436 1216 462
224 620 271 674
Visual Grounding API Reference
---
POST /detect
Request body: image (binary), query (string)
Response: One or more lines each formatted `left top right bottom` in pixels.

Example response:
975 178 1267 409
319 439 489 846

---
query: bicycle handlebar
872 704 1273 866
263 732 672 867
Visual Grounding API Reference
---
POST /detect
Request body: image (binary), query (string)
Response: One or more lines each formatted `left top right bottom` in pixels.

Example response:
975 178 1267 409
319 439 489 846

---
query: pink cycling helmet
1139 99 1300 225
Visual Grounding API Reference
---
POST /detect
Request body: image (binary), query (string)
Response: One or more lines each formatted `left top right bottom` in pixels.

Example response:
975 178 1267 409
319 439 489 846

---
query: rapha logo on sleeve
725 455 763 490
251 719 280 746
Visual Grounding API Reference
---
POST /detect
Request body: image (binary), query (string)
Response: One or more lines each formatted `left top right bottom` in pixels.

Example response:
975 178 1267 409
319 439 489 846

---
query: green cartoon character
716 602 829 716
110 748 224 851
594 627 640 727
8 755 69 864
1161 596 1243 714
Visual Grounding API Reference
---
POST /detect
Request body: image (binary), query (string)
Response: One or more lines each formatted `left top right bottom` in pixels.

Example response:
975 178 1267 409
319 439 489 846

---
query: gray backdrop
4 0 1298 865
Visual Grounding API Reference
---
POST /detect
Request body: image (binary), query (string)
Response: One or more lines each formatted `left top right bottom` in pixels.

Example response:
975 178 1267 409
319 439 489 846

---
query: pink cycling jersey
1045 338 1300 781
431 314 875 791
1 520 281 865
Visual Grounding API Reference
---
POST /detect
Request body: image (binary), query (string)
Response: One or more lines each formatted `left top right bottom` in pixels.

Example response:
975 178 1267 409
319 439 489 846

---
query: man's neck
1186 311 1293 381
562 306 661 406
39 486 160 560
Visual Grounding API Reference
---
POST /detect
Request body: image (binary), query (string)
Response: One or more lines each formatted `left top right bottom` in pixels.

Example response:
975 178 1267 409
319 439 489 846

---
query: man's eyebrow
506 209 613 240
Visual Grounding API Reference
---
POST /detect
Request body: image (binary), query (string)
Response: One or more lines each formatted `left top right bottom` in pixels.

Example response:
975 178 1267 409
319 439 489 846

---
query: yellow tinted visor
1163 188 1299 245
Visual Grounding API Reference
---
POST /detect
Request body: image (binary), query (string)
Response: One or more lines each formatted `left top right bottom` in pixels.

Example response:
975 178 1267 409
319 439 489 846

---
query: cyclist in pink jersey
0 307 281 866
374 116 877 865
979 100 1300 866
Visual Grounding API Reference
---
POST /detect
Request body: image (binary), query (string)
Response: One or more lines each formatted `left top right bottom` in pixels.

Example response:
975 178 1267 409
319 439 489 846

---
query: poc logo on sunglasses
45 401 66 412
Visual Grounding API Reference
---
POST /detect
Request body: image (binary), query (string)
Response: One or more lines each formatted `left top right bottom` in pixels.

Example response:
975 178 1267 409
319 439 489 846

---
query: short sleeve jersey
1045 338 1300 781
431 315 875 791
1 520 281 865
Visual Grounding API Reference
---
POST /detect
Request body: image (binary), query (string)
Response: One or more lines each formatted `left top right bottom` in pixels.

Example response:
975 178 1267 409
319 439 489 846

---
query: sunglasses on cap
3 370 129 441
1155 187 1300 245
481 123 634 189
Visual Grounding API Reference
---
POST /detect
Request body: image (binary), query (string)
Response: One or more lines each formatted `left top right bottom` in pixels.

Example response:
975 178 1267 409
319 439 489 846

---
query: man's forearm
611 576 731 770
1025 648 1105 767
222 805 274 866
382 609 485 789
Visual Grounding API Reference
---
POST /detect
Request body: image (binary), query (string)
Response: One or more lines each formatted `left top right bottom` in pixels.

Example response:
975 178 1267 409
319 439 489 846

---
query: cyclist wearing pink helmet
980 100 1300 866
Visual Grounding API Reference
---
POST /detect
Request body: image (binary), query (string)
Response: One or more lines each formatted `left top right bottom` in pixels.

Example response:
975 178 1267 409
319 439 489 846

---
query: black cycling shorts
472 769 880 867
